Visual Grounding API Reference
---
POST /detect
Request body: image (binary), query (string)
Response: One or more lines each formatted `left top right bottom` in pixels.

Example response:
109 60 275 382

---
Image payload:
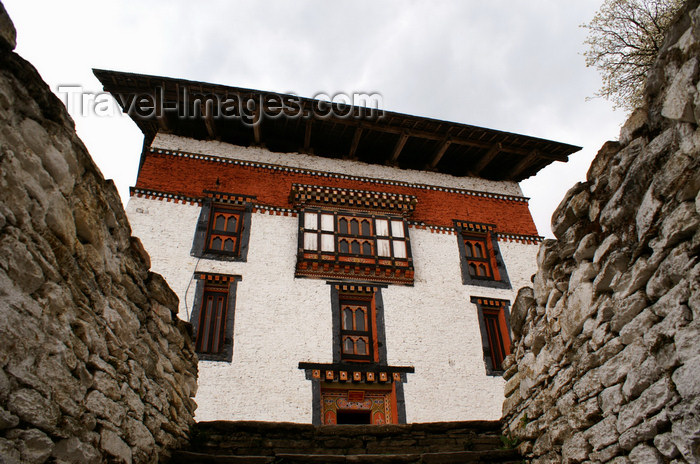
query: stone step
171 449 521 464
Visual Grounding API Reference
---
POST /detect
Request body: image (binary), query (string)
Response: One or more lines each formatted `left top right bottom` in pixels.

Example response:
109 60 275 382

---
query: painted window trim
455 221 511 290
191 199 252 262
190 275 241 362
471 296 512 376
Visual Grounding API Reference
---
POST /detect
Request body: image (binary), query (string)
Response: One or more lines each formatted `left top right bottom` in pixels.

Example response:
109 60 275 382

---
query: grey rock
600 383 624 415
619 307 660 345
573 233 597 262
100 428 132 464
52 437 100 464
598 341 646 387
628 443 664 464
654 432 680 459
619 108 649 145
594 234 621 264
672 355 700 399
85 390 126 426
636 187 663 241
590 443 622 463
0 437 20 464
662 57 698 123
551 182 588 240
647 243 696 299
561 283 595 340
7 389 59 431
619 411 668 451
610 291 648 333
561 432 590 464
585 416 618 451
623 357 662 399
617 377 676 433
0 1 16 50
511 287 535 339
17 429 54 464
0 405 19 430
674 320 700 363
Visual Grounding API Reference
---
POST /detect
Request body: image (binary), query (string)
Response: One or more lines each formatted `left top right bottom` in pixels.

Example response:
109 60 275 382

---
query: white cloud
4 0 626 237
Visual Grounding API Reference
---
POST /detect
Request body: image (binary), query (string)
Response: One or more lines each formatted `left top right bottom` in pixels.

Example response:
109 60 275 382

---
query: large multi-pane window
301 211 409 260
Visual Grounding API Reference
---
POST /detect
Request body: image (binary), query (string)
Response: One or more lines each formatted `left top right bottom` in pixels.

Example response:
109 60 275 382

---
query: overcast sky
5 0 626 238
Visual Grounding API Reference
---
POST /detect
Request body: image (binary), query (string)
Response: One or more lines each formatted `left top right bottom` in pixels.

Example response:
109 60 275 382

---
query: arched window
226 216 237 232
356 338 367 355
465 242 473 257
469 263 477 276
344 338 354 353
339 240 349 254
214 215 226 231
362 242 372 255
474 243 483 258
212 237 222 250
343 308 353 330
355 308 366 331
339 218 348 234
351 241 361 254
478 264 487 276
223 238 234 252
350 219 359 235
361 220 371 236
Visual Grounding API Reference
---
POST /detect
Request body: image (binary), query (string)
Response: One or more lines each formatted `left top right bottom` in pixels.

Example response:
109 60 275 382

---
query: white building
96 69 580 424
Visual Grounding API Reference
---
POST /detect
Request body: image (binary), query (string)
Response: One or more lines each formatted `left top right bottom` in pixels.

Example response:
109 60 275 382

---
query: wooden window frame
299 209 411 262
455 221 511 290
339 297 374 362
471 297 512 375
190 274 240 362
205 205 245 256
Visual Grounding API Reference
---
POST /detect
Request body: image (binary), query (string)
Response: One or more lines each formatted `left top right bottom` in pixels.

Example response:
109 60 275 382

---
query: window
191 273 240 362
297 210 413 284
463 233 495 279
191 197 252 262
339 298 373 362
206 207 243 255
455 221 511 289
301 211 408 259
472 297 511 374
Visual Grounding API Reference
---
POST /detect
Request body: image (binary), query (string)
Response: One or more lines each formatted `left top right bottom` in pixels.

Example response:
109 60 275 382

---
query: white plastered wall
125 139 539 422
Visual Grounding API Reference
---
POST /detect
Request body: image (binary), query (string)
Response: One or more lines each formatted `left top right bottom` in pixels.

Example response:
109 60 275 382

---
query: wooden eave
93 69 581 182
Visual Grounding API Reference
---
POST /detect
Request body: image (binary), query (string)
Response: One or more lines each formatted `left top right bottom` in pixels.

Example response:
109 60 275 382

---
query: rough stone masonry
502 1 700 463
0 3 198 463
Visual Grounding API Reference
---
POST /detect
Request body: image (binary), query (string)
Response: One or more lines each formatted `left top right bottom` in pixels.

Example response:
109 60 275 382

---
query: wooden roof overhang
93 69 581 182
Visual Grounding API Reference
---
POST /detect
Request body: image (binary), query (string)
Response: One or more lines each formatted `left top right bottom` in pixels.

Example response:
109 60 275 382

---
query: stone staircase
170 421 523 463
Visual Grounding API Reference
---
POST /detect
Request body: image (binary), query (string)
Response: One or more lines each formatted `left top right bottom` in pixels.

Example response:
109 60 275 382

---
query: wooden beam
472 143 502 175
505 150 538 179
389 131 410 163
303 119 313 153
345 127 363 159
427 137 452 169
252 110 262 145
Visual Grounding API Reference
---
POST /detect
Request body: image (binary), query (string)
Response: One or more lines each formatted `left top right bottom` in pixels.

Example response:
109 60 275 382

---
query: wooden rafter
473 143 502 175
389 131 410 163
427 137 452 169
505 150 538 179
345 127 363 159
303 119 313 154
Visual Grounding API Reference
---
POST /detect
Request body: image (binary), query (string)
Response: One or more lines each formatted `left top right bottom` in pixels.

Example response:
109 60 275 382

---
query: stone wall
502 2 700 463
0 4 198 463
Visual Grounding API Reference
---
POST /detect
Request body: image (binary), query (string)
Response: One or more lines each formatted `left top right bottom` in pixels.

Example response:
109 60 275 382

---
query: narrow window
339 299 373 362
472 297 511 374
